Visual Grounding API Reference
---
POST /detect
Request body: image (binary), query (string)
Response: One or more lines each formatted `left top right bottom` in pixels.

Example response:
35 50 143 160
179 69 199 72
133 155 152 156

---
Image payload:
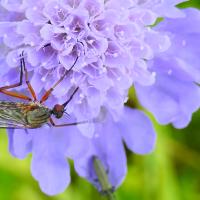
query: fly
0 52 85 129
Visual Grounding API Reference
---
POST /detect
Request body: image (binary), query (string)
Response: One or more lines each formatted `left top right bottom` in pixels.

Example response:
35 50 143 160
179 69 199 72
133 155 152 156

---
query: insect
92 156 115 199
0 52 84 129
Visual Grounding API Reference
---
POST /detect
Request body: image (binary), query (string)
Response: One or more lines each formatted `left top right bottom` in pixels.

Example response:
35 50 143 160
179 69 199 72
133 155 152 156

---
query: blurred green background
0 0 200 200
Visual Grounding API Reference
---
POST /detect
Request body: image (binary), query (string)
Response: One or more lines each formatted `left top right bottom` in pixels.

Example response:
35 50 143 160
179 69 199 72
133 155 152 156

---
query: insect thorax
26 103 51 128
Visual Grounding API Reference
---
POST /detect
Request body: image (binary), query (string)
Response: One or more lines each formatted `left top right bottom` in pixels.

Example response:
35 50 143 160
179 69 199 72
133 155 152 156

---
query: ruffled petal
136 8 200 128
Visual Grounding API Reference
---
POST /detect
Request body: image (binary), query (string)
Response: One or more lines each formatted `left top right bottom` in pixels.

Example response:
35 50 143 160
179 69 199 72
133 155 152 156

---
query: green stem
106 192 116 200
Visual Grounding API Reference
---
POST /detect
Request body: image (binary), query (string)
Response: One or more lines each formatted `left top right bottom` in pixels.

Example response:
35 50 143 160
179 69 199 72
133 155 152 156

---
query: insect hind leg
21 52 37 101
0 53 32 101
0 54 23 90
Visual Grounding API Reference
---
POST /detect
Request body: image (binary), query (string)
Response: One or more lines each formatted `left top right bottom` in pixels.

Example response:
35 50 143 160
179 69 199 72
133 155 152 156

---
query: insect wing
0 101 28 128
0 119 27 128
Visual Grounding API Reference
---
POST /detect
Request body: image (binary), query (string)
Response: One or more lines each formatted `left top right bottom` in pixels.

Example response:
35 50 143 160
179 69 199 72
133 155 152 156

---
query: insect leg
0 55 32 101
0 55 23 90
0 90 32 101
40 56 79 103
21 52 37 101
49 117 89 127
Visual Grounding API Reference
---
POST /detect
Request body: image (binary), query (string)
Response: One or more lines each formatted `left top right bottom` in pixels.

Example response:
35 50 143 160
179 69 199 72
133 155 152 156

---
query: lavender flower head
0 0 200 196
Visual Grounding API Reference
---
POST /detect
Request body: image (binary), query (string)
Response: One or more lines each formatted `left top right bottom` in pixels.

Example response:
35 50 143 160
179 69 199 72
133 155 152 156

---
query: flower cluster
0 0 200 196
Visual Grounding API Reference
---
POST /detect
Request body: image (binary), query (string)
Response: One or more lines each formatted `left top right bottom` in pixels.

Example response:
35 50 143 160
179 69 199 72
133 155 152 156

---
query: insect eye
52 104 64 119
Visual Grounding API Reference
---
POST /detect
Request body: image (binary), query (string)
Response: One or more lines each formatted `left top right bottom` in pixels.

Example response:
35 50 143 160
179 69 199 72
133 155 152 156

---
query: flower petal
117 107 156 154
7 129 32 159
30 128 71 195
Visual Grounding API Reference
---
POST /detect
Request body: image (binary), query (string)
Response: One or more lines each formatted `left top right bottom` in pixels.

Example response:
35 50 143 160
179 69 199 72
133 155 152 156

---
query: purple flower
136 8 200 128
8 106 155 195
0 0 199 196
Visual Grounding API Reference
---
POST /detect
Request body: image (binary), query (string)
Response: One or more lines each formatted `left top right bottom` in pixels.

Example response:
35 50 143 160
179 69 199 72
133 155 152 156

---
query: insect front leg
49 117 89 127
40 56 79 103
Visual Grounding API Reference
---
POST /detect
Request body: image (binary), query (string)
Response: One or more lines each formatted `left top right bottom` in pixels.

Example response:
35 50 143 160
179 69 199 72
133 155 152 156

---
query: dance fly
0 52 85 129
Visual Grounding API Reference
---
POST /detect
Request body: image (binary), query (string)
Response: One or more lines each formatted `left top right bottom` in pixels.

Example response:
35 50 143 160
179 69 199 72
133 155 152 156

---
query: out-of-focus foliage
178 0 200 8
0 0 200 199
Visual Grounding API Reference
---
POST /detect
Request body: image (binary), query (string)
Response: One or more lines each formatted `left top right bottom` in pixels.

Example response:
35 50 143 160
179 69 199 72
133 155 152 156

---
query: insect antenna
62 87 79 108
63 110 70 118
